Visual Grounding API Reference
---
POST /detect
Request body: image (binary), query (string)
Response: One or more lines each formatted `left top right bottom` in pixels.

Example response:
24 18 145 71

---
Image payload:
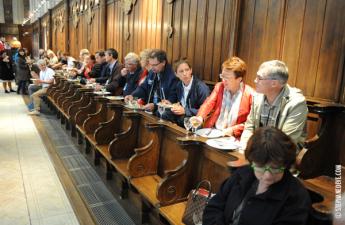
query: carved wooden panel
52 4 66 53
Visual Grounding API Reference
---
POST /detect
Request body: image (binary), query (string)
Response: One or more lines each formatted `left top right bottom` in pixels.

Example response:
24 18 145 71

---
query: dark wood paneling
38 0 345 104
238 0 345 103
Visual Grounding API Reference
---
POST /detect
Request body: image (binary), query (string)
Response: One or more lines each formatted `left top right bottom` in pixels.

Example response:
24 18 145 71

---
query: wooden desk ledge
130 175 161 206
159 201 187 225
76 124 86 135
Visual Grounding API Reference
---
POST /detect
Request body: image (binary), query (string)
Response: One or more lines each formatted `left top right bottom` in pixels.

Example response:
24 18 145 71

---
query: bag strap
192 179 212 199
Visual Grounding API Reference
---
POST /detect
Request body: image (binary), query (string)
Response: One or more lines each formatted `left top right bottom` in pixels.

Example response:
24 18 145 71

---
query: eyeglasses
255 74 277 81
219 73 231 81
251 163 285 174
150 62 162 67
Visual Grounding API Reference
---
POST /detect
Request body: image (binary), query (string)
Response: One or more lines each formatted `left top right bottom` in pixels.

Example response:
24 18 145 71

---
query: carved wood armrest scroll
128 122 163 178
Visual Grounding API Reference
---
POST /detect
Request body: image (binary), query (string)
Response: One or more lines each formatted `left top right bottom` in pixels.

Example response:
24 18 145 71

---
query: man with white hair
28 59 55 116
121 52 143 96
240 60 308 149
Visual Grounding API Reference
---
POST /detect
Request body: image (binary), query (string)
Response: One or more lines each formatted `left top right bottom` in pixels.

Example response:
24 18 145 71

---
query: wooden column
64 0 70 52
99 0 107 50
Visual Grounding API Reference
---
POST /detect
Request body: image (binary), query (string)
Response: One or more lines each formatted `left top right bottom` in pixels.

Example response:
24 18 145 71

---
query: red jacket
197 82 255 138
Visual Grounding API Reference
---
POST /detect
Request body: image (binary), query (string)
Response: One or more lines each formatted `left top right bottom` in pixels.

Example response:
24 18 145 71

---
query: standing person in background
15 48 30 95
0 51 16 93
0 37 5 52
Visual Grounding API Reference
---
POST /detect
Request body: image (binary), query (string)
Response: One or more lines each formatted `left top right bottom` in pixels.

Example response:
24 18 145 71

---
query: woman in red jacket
192 57 255 138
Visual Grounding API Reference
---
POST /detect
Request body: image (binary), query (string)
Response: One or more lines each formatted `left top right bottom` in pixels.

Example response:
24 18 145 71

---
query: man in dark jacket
91 48 125 95
89 50 107 78
125 49 178 114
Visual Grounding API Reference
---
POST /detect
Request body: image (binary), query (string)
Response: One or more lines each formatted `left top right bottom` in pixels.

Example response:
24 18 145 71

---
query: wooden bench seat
131 175 162 206
159 201 187 225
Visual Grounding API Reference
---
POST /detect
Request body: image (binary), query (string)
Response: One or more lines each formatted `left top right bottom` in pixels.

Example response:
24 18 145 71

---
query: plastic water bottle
153 91 158 104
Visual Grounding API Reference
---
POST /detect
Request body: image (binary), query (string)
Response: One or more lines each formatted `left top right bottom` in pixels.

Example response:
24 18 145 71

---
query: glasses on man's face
255 74 277 81
251 163 285 174
150 62 162 67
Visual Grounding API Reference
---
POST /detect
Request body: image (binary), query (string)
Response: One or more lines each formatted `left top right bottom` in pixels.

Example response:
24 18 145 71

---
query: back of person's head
79 49 90 56
173 58 192 72
90 54 96 62
37 59 47 67
149 49 167 63
258 60 289 84
124 52 140 65
106 48 118 59
244 127 296 169
46 49 56 57
96 50 105 57
140 49 152 61
222 56 247 79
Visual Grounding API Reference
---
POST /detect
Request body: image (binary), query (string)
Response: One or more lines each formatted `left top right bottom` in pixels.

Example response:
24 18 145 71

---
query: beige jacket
240 85 308 148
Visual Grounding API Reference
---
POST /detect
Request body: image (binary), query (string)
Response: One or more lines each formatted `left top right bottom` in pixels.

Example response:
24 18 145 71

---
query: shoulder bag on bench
182 180 213 225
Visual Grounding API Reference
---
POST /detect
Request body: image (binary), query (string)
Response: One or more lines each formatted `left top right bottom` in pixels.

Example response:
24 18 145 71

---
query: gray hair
124 52 140 65
258 60 289 84
37 59 47 66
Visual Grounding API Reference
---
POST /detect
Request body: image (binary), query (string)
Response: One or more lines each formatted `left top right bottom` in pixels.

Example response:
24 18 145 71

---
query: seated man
240 60 308 149
191 57 255 138
125 49 178 115
171 58 210 127
90 48 125 95
121 52 143 96
28 59 55 116
203 127 311 225
88 50 107 79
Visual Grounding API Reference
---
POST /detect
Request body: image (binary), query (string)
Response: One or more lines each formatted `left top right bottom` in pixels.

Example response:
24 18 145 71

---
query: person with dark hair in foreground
203 127 311 225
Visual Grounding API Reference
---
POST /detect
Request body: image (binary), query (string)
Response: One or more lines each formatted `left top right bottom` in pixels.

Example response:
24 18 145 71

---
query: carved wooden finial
121 0 137 15
72 1 80 28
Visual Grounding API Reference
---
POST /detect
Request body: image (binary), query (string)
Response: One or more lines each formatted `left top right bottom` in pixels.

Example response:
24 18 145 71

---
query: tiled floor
0 85 79 225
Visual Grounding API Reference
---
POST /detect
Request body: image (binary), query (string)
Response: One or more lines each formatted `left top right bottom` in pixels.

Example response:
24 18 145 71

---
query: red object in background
138 98 145 105
197 188 210 197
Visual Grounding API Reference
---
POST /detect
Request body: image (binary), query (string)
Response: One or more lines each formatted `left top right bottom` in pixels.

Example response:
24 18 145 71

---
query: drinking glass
183 117 192 137
190 117 202 137
158 104 165 122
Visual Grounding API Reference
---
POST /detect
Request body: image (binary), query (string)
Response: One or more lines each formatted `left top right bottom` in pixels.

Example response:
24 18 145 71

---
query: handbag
182 180 212 225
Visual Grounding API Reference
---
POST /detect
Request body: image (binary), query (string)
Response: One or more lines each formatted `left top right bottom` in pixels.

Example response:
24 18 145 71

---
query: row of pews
44 73 343 225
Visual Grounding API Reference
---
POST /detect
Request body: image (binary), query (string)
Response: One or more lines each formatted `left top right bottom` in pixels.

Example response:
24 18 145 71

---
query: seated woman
138 48 152 85
82 54 95 80
171 59 210 127
191 57 254 138
203 127 311 225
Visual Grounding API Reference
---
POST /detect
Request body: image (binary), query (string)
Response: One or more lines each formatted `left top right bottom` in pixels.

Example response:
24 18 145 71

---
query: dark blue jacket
175 76 209 126
123 66 143 96
131 64 178 104
203 166 311 225
176 76 209 117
